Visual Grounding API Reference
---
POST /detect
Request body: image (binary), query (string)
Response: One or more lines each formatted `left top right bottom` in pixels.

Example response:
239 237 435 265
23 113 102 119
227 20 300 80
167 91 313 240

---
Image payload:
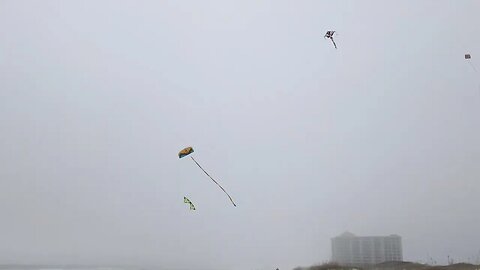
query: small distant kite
178 146 237 207
184 196 196 210
465 53 477 72
324 30 337 49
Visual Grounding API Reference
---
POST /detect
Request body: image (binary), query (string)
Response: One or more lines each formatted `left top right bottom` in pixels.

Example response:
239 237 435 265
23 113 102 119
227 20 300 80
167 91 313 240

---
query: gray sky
1 1 480 269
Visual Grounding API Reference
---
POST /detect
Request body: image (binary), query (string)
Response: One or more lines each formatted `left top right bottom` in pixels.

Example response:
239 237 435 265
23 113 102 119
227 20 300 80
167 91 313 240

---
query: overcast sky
1 1 480 270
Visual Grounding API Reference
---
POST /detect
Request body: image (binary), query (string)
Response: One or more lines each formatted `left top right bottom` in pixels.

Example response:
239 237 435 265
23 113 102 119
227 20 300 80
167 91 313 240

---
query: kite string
190 156 237 207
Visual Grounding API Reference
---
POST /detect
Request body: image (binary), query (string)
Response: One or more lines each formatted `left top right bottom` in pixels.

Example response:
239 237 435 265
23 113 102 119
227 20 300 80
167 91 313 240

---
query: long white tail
190 156 237 207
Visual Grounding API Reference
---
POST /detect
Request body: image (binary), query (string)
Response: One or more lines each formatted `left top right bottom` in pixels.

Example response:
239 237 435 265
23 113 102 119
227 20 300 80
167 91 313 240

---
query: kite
179 147 194 158
465 53 477 72
184 196 196 210
178 146 237 207
324 31 337 49
465 53 480 93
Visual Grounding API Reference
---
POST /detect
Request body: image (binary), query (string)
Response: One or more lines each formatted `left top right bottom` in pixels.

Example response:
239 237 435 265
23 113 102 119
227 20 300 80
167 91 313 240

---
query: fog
1 1 479 270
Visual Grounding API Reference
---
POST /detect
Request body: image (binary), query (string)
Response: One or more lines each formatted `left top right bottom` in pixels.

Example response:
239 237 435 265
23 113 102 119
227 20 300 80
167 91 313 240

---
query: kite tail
469 61 478 73
467 62 480 95
331 39 337 49
190 156 237 207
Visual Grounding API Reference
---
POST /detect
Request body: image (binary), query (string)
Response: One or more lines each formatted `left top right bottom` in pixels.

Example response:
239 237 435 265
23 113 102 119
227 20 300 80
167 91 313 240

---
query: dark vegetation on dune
294 261 480 270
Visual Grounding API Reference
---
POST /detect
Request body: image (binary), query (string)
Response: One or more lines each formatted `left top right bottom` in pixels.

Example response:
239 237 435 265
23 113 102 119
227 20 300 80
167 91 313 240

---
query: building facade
331 232 403 266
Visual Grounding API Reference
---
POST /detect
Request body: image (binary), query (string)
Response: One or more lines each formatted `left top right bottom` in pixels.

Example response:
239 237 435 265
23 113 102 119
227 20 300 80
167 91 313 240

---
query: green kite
184 197 196 210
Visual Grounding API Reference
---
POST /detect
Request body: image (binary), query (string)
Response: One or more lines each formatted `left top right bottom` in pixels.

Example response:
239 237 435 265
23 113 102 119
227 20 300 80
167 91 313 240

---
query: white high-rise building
331 232 403 266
